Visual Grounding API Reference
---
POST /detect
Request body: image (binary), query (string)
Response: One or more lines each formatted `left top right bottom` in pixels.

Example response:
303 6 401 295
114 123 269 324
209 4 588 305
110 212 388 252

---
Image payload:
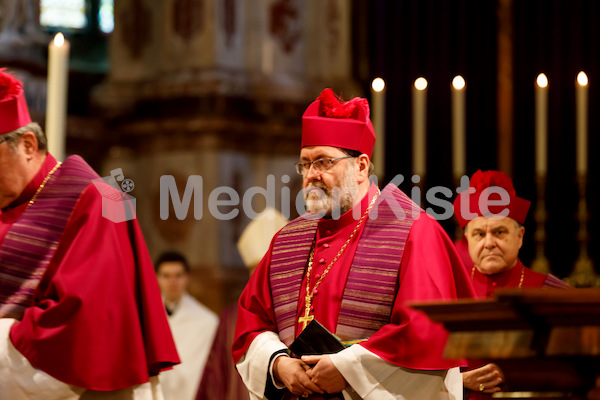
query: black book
266 320 346 400
289 320 346 399
289 319 346 357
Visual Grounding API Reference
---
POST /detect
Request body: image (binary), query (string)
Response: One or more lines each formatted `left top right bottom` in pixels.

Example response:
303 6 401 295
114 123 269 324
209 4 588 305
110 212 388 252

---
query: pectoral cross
298 303 314 331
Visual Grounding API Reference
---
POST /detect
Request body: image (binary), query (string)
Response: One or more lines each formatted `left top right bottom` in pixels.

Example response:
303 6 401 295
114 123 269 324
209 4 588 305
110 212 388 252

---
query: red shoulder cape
4 155 179 390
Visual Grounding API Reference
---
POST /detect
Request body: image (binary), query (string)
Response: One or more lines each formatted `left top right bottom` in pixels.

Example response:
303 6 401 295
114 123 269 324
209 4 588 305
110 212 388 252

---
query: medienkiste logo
158 174 512 222
90 172 512 223
92 168 136 222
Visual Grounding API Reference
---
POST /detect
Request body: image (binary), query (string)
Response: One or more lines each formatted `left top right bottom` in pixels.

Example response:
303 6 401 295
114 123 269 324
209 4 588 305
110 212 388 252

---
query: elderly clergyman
0 68 179 399
233 88 475 400
453 169 569 398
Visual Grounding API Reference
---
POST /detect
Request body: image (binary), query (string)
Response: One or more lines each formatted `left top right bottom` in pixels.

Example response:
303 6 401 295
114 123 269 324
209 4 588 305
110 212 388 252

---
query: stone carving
173 0 203 41
325 0 341 58
0 0 47 47
269 0 300 53
222 0 236 48
121 0 152 59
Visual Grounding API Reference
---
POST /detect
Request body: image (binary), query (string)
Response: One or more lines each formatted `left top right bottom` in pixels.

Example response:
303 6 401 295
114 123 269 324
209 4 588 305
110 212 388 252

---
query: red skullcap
301 88 376 158
0 69 32 135
453 170 531 228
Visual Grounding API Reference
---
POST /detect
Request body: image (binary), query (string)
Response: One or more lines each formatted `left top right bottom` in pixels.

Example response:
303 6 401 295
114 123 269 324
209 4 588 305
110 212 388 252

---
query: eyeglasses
294 156 354 175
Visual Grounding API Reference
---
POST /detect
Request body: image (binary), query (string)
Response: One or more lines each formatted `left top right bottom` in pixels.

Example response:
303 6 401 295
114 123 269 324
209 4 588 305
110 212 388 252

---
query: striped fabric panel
270 216 318 345
543 274 571 288
270 184 425 344
336 185 421 340
0 156 99 319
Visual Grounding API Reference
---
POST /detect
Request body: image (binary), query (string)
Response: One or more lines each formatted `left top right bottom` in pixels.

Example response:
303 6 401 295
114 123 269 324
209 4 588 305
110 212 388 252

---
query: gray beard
304 165 360 218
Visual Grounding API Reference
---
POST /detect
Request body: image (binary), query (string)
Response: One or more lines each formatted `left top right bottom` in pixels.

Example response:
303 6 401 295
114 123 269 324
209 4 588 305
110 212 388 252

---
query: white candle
371 77 386 180
451 75 466 179
535 73 548 177
412 77 427 178
46 32 70 161
576 71 588 176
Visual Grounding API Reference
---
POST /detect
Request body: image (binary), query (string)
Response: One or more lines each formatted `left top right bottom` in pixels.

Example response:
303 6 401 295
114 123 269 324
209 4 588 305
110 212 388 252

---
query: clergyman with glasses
233 88 475 400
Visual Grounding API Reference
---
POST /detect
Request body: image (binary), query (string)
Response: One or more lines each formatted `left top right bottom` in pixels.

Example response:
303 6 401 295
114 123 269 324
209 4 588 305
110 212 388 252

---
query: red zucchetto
453 170 531 228
0 68 32 135
301 88 376 158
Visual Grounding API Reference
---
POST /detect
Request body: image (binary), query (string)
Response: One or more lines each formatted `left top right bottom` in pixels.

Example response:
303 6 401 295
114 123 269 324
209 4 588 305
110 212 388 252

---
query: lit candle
535 73 548 177
576 71 588 176
46 32 70 161
451 75 466 179
371 77 386 180
412 77 427 178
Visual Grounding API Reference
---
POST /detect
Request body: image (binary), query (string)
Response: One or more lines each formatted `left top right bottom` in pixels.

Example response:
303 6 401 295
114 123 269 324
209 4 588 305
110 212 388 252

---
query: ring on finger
479 383 485 391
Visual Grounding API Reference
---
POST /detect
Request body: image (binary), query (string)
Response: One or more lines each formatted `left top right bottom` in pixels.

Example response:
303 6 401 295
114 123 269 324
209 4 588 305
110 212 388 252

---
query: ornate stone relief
269 0 300 53
173 0 204 41
325 0 342 58
121 0 152 59
221 0 236 48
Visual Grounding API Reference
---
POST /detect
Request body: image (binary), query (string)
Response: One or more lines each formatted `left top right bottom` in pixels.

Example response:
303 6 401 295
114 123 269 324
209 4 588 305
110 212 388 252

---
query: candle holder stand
566 174 599 287
414 174 426 211
453 175 465 241
530 174 550 274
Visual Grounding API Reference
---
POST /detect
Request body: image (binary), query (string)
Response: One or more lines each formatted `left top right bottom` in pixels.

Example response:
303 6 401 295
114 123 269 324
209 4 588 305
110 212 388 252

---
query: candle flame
452 75 466 90
372 77 386 92
577 71 588 86
536 73 548 88
54 33 65 47
414 77 428 91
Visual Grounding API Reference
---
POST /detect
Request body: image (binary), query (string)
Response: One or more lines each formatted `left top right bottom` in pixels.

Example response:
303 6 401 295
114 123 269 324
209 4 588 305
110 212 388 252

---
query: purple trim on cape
543 274 571 288
0 156 99 319
270 183 422 345
336 184 421 340
270 217 318 345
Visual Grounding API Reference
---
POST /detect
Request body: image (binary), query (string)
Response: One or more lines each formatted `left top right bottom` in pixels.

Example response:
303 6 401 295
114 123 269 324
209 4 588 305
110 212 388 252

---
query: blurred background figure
155 251 219 400
453 170 569 399
453 170 569 298
196 208 288 400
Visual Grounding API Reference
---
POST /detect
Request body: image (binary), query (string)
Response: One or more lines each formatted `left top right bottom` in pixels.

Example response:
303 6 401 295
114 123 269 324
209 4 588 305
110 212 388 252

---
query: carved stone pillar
94 0 360 311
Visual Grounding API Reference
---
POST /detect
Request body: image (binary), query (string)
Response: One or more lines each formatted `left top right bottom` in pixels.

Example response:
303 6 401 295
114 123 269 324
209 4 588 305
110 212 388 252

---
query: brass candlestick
530 174 550 274
566 173 599 287
454 175 465 241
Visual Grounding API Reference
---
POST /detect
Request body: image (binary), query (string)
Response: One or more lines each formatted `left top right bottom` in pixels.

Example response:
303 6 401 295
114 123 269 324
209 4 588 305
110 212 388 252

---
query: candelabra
566 174 599 287
453 175 464 241
530 175 550 274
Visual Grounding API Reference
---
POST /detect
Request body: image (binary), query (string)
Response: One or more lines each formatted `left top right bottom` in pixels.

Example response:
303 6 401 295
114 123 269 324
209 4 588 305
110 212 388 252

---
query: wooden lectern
411 288 600 399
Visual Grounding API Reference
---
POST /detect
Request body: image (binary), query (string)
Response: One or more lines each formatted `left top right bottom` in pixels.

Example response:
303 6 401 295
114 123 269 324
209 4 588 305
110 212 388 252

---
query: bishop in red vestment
453 169 570 399
0 69 179 399
233 89 475 400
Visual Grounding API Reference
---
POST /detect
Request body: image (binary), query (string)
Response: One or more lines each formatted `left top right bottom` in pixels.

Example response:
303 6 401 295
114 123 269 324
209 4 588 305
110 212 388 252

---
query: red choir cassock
196 303 250 400
0 69 179 391
234 183 474 367
233 88 475 399
452 170 570 400
0 153 180 390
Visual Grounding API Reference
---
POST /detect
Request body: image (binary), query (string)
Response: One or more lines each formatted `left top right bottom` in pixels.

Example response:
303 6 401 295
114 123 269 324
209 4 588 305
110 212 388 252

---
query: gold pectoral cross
298 305 314 331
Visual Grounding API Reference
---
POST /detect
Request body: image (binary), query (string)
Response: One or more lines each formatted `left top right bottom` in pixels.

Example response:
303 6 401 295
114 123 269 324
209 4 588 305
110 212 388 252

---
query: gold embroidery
28 162 62 206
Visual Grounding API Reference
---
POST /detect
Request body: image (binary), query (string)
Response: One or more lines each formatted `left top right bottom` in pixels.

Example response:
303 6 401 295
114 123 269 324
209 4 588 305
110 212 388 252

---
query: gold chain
299 191 380 330
28 162 62 206
471 263 525 289
517 264 525 288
